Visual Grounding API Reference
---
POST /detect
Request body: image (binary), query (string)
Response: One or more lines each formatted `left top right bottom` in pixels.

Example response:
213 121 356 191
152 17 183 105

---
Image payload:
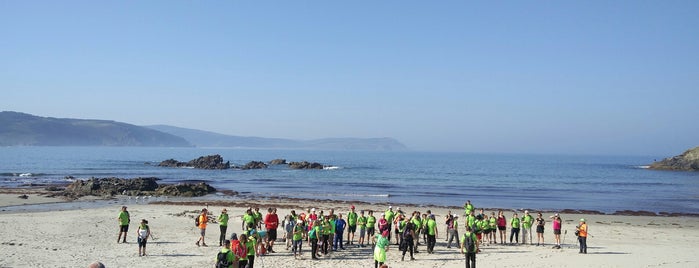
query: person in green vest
346 205 358 245
460 226 478 268
253 207 263 229
242 209 255 231
522 210 534 245
117 206 130 243
384 206 395 243
510 212 520 244
366 210 377 245
357 210 367 247
464 200 474 216
426 214 438 254
411 212 422 253
466 210 477 231
309 220 322 259
218 208 229 247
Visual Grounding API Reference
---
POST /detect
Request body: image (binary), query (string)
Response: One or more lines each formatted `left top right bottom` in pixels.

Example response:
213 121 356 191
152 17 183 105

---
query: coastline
1 191 699 267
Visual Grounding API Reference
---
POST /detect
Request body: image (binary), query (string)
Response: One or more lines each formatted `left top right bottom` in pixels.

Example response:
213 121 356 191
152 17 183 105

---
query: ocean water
1 147 697 214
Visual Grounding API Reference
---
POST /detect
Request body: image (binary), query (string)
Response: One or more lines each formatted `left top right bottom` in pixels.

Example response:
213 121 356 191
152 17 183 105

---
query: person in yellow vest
218 209 229 247
460 226 478 268
576 219 588 254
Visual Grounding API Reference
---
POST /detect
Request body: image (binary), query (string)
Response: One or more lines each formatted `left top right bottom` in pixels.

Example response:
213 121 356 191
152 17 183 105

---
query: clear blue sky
2 1 698 156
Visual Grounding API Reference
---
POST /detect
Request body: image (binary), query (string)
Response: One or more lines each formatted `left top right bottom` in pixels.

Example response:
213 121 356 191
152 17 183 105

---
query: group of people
115 201 590 268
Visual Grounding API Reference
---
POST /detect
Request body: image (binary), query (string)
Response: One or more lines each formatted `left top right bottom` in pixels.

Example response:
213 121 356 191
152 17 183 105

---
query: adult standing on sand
346 205 358 245
384 206 395 243
460 226 478 268
264 207 279 253
509 212 520 244
551 213 562 248
577 218 588 254
426 214 438 254
497 210 507 245
136 219 150 256
522 210 534 245
535 212 545 246
117 206 130 243
196 208 208 247
218 209 229 247
374 230 390 268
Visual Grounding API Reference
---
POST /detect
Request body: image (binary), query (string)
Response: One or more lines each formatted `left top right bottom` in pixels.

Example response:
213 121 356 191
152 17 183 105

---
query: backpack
463 233 475 253
195 216 200 227
231 240 247 259
216 251 232 268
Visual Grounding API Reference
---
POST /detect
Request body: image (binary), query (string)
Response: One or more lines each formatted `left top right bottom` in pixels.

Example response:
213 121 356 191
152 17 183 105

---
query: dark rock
242 161 268 170
155 182 216 197
269 159 287 165
612 210 658 216
158 154 230 169
65 177 160 197
649 146 699 171
18 194 28 199
288 161 324 169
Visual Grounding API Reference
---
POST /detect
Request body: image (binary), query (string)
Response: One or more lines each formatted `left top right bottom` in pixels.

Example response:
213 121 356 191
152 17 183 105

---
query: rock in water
649 146 699 171
158 154 230 169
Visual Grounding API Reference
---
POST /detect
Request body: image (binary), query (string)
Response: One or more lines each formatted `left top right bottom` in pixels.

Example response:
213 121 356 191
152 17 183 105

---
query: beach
1 193 698 268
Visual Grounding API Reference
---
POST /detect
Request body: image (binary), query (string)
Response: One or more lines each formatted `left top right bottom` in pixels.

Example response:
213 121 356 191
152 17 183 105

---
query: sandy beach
1 193 698 268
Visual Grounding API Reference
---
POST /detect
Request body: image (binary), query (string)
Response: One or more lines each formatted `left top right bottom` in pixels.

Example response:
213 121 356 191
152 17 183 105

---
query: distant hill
146 125 408 151
649 146 699 171
0 111 192 147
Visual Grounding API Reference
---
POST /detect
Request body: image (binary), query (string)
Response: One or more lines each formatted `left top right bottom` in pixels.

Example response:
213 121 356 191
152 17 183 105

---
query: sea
1 147 698 214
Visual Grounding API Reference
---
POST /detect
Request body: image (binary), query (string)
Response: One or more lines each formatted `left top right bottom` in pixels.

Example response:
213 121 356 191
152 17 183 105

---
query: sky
2 1 698 156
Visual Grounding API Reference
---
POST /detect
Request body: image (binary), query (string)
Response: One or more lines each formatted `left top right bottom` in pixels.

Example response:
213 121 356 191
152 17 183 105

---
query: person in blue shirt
333 213 347 250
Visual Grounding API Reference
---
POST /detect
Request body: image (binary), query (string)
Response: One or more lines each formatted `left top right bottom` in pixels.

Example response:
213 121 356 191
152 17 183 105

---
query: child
137 219 151 257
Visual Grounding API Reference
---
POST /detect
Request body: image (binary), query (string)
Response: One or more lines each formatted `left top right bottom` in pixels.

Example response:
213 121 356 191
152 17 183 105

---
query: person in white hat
576 218 588 254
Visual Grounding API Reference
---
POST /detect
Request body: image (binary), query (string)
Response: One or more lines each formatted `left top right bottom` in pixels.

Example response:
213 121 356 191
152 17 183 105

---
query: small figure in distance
137 219 151 256
117 206 130 243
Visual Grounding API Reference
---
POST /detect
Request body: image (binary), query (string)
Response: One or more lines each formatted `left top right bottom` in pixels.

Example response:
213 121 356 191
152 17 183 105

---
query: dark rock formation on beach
158 154 230 169
269 159 287 165
288 161 324 169
649 146 699 171
242 161 268 170
62 177 216 199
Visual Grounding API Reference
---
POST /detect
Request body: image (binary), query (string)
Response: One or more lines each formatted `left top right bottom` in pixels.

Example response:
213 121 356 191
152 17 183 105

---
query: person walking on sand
309 220 321 260
446 214 458 248
196 208 209 247
218 209 230 247
535 212 545 246
374 230 390 268
522 210 534 245
367 210 377 245
426 214 438 254
215 239 235 268
460 226 478 268
292 219 304 258
464 200 474 216
576 218 588 254
401 219 415 261
264 207 279 253
509 212 520 244
136 219 150 256
551 213 562 248
117 206 130 243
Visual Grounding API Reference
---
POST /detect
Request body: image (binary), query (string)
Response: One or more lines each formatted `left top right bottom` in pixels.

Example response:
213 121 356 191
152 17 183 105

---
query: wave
634 165 650 169
0 172 46 177
323 166 341 170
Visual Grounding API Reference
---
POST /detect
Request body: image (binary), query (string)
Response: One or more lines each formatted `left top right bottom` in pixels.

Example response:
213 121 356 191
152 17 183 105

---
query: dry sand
1 193 698 268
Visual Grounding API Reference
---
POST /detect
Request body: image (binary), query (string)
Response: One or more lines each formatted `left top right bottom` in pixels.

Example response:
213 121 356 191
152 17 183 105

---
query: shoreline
1 187 697 217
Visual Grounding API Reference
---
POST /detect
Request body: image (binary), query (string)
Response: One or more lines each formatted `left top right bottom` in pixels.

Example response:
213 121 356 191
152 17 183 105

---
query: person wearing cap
346 205 358 246
384 206 395 243
242 209 255 232
576 218 588 254
292 219 304 258
117 206 130 243
551 213 562 249
196 208 209 247
218 209 230 247
522 210 534 245
366 210 377 245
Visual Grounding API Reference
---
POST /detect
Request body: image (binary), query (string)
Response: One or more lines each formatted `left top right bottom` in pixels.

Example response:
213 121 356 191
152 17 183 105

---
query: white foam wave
635 165 650 169
323 166 341 170
19 173 32 177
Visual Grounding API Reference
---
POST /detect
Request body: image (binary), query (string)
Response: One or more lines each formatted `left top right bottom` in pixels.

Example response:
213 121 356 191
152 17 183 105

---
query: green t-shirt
216 248 235 265
427 219 437 235
511 217 520 228
464 204 474 215
118 211 130 226
466 215 476 229
357 216 367 229
460 231 477 253
347 212 358 226
245 238 256 257
243 214 255 226
385 210 395 222
412 217 421 229
489 217 497 230
522 215 533 229
218 213 229 227
293 224 304 241
323 221 333 235
253 212 262 223
309 225 321 239
366 216 376 228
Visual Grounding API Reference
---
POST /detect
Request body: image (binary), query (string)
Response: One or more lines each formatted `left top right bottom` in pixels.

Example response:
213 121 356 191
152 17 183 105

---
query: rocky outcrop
62 177 217 199
242 161 268 170
649 146 699 171
288 161 324 169
154 182 216 197
158 154 230 169
269 159 287 165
